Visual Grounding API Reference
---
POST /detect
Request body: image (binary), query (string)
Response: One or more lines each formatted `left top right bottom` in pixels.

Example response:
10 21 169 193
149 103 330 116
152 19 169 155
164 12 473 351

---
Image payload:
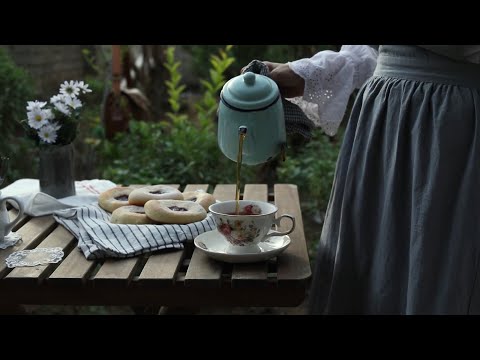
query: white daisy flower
38 124 58 144
59 80 80 98
50 122 62 131
26 100 47 111
43 109 55 120
27 109 50 129
75 81 92 93
54 102 71 116
64 95 82 110
50 94 64 104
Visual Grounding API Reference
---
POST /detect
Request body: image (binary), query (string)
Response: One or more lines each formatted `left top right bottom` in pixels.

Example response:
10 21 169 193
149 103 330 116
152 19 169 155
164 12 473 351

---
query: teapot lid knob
243 72 256 86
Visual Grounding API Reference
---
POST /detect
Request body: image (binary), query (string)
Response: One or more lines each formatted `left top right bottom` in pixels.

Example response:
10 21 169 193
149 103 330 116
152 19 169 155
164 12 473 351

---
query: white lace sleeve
287 45 378 136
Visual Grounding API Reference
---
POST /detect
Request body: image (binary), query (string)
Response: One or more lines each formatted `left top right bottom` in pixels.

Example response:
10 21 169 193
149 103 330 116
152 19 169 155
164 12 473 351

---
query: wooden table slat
0 215 57 277
48 248 97 284
182 184 210 193
210 184 236 202
6 226 76 282
184 250 223 287
137 249 185 285
242 184 268 202
93 257 142 285
232 184 269 286
184 184 237 287
274 184 311 282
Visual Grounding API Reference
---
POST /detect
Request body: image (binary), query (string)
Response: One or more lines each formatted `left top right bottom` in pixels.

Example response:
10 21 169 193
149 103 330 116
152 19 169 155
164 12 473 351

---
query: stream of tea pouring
235 126 247 215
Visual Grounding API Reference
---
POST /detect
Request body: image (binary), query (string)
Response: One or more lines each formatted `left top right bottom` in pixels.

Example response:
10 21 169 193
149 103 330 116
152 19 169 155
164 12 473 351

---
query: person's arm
270 45 378 136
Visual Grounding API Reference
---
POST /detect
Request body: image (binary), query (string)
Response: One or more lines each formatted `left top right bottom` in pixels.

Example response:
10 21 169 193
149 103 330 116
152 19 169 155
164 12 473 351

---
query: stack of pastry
98 185 216 225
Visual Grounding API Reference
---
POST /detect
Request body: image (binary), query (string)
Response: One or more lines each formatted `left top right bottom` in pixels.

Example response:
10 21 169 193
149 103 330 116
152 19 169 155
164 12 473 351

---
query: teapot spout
238 126 247 135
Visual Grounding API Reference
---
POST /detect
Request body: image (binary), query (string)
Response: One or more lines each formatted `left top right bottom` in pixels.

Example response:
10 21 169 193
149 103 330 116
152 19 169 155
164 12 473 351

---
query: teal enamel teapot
217 72 286 165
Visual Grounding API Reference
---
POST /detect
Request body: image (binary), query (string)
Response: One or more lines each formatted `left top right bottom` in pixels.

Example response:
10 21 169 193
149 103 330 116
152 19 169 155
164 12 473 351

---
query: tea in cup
209 200 295 254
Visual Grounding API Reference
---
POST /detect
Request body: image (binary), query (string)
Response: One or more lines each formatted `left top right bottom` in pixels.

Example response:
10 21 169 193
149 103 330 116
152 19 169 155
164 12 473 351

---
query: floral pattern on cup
217 218 261 246
209 200 296 254
236 204 261 216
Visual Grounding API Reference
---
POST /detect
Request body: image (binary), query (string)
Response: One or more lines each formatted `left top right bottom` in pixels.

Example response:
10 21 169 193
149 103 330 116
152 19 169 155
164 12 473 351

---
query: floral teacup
209 200 295 254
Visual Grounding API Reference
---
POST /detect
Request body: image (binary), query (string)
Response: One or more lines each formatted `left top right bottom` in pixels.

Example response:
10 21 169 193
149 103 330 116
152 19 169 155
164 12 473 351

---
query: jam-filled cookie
98 186 134 213
111 205 157 225
128 185 183 206
182 190 216 211
144 199 207 224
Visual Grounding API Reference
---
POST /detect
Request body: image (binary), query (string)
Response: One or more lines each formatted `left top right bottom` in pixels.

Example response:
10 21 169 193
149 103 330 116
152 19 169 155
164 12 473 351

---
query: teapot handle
1 197 24 234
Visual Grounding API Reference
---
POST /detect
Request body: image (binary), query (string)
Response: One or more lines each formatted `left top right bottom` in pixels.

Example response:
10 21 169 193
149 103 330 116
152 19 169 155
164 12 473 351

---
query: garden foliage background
0 45 349 261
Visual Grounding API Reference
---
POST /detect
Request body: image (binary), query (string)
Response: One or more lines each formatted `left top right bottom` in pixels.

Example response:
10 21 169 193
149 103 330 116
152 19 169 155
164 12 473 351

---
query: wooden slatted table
0 184 311 309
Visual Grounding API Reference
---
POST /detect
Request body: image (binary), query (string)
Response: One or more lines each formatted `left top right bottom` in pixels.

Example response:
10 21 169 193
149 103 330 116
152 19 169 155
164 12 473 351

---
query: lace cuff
288 45 378 136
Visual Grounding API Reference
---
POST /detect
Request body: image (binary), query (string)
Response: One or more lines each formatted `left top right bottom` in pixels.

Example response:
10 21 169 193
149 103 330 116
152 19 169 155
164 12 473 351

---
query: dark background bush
0 48 37 184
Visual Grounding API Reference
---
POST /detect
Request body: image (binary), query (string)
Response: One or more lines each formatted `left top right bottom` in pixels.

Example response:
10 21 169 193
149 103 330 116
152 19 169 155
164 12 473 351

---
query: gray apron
310 45 480 314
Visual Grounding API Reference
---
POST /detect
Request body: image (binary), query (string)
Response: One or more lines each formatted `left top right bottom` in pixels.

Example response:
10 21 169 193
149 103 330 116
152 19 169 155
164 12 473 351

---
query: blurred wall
0 45 95 98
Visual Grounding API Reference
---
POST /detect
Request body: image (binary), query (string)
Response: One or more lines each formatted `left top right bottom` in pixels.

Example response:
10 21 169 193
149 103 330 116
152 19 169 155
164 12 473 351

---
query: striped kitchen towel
53 204 216 260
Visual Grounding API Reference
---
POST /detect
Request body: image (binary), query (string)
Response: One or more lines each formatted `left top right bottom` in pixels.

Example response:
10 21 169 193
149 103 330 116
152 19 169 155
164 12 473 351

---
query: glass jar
38 143 76 198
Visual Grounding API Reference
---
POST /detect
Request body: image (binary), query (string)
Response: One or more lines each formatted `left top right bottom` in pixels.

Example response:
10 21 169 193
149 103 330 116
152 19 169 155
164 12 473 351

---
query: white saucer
194 229 291 263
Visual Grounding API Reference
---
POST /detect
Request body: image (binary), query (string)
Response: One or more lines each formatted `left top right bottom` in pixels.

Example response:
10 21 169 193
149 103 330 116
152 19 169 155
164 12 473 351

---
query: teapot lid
221 72 280 111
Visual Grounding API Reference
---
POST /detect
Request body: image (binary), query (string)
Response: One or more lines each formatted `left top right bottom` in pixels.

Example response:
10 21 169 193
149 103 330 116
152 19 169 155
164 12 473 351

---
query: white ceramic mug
209 200 295 254
0 191 24 243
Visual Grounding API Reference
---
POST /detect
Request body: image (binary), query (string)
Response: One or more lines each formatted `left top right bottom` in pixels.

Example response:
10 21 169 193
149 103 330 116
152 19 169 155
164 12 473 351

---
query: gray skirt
310 45 480 314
